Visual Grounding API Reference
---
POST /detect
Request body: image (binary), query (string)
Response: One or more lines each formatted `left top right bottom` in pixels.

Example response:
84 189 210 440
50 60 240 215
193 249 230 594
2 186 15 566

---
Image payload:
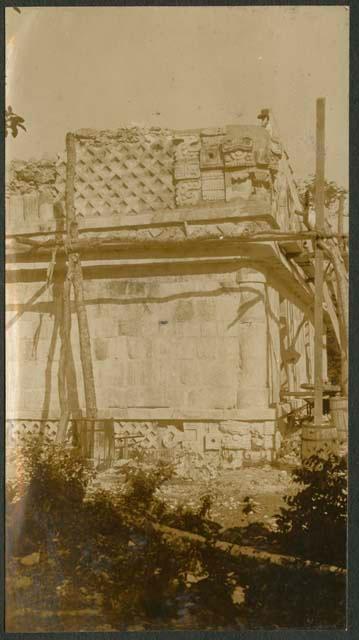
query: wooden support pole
314 98 326 425
56 274 72 443
55 133 78 443
320 241 348 397
66 133 97 422
58 133 97 446
71 252 97 423
333 193 348 395
65 133 78 242
337 192 345 238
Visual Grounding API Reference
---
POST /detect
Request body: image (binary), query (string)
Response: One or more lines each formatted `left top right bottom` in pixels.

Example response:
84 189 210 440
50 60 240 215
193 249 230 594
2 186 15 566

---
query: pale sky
6 6 349 187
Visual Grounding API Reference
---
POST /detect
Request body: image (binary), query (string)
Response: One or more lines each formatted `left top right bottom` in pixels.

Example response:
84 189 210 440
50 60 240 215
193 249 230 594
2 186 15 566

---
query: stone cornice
6 198 275 239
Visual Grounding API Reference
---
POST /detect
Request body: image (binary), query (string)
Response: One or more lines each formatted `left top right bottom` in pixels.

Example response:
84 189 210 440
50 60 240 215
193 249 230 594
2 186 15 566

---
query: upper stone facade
6 123 291 233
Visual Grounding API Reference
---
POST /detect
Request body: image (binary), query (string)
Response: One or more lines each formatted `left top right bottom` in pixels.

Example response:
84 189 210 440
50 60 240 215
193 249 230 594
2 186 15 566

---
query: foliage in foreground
6 439 238 630
275 454 347 567
6 440 347 631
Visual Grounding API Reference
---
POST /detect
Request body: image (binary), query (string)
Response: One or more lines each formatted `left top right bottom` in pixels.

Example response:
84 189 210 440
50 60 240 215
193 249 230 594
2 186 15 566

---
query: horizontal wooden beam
9 229 348 253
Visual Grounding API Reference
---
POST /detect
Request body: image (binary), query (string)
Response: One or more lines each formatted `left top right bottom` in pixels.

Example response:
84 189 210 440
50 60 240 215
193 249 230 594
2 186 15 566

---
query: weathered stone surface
6 122 319 466
175 179 201 207
225 170 252 201
201 169 225 201
223 144 255 168
200 145 223 170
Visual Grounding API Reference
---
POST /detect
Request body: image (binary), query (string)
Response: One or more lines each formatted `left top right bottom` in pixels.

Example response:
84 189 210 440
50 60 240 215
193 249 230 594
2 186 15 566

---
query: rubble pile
7 159 57 197
276 429 302 466
91 458 295 532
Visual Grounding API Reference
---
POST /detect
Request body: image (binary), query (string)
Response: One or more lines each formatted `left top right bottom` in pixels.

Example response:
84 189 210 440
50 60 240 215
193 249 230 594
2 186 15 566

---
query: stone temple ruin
6 114 343 470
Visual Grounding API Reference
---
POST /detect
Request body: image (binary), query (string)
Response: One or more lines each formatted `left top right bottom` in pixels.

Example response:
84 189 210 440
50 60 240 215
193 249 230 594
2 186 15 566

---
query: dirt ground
157 463 297 531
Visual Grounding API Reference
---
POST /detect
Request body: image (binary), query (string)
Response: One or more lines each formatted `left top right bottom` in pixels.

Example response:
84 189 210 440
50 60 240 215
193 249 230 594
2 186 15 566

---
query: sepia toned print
5 6 348 631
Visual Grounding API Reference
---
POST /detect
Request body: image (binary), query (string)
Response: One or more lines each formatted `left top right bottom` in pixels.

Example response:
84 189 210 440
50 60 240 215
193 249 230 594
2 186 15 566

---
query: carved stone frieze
225 169 252 201
251 169 271 183
174 135 201 161
174 135 202 206
174 160 201 180
201 169 225 201
159 424 183 449
222 140 255 168
175 179 201 207
200 145 223 170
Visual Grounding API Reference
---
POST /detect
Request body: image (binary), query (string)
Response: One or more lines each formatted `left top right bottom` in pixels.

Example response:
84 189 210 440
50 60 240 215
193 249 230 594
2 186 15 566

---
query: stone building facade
6 121 326 467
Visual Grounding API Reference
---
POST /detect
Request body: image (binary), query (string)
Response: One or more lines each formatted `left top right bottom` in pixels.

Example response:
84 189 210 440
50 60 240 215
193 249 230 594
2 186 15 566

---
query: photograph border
1 1 357 638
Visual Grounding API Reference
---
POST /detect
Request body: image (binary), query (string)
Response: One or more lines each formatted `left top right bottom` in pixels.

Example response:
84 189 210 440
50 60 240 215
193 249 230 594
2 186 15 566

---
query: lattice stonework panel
55 135 175 217
114 421 160 450
6 420 58 447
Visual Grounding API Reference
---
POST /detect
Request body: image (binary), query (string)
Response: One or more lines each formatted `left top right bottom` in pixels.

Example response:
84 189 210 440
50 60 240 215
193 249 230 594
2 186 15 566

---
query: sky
6 6 349 187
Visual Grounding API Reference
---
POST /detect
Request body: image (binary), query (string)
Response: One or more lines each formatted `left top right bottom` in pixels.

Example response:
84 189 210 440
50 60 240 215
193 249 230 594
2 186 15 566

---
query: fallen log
153 523 346 577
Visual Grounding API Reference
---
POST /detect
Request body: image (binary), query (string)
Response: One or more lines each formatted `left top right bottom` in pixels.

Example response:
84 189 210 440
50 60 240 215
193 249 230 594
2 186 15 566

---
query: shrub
275 454 347 566
7 441 347 631
6 438 93 556
6 441 238 630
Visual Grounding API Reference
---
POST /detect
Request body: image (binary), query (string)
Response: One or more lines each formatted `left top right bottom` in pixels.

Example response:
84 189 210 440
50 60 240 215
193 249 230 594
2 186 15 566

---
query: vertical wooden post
336 192 348 397
61 133 97 449
55 131 78 444
71 255 98 423
65 133 78 241
314 98 325 425
302 98 339 461
337 192 345 238
56 275 72 443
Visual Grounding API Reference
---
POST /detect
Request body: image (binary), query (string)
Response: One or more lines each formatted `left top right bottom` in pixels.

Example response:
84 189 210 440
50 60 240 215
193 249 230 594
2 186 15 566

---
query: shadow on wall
41 280 80 421
6 267 81 421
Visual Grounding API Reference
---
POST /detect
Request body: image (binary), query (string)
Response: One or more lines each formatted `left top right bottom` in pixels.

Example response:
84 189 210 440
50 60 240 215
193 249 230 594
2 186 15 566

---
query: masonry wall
6 259 317 466
6 265 261 416
5 122 321 466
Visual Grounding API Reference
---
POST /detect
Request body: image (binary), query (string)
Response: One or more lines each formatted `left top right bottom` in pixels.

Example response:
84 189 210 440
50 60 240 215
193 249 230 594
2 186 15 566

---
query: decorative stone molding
201 170 225 201
6 419 59 447
175 179 201 207
200 145 223 170
222 137 255 168
5 415 280 468
6 124 277 232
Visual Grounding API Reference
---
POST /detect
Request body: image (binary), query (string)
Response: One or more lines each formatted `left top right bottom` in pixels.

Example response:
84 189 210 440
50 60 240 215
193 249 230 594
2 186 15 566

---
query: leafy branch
5 106 27 138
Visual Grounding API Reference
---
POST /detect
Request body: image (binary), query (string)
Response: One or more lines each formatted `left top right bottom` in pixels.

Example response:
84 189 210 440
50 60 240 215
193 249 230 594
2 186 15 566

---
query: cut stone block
205 433 221 450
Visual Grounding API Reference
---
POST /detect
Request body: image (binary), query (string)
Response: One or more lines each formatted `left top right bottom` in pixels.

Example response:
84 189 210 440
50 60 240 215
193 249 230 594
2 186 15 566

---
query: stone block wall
6 260 316 464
